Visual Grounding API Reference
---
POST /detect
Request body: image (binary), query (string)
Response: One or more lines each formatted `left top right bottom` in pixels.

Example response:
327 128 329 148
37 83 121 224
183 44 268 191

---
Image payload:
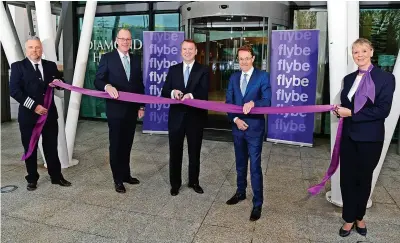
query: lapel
41 59 50 84
24 58 36 75
342 71 358 105
186 61 200 90
176 62 185 90
128 53 137 82
243 68 258 98
114 50 129 82
24 58 45 85
234 72 243 99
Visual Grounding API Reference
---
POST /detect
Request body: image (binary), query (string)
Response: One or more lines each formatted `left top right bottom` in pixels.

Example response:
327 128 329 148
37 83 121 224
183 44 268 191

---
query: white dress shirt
233 67 254 122
29 59 44 81
171 60 195 99
348 75 363 101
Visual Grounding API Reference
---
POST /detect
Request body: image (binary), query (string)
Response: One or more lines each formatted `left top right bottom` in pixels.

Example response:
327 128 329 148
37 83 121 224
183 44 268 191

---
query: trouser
19 118 62 183
107 115 137 184
340 135 383 223
234 133 264 208
168 114 204 189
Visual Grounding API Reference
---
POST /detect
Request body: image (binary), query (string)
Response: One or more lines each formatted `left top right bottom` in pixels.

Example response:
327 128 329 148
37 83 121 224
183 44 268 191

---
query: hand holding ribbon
22 80 342 197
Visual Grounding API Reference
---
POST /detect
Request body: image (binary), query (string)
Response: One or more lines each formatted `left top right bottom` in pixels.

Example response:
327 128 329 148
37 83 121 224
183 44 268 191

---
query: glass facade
190 16 269 129
155 13 180 31
73 2 398 141
77 14 178 118
78 10 179 119
360 9 399 72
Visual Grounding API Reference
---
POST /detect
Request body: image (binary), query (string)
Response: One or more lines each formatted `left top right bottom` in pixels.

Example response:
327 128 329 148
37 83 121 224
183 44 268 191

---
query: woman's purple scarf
354 64 375 113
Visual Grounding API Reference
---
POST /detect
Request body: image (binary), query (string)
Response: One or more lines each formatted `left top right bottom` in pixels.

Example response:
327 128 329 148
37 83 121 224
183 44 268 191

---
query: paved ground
1 120 400 243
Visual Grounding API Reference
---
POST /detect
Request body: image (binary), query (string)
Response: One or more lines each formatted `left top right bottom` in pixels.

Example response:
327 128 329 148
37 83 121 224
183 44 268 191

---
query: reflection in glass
78 15 149 119
155 13 179 31
191 16 268 129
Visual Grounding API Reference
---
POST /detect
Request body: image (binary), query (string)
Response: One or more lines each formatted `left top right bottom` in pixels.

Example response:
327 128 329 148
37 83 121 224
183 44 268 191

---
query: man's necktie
241 73 248 96
34 64 43 81
122 55 130 81
184 65 190 87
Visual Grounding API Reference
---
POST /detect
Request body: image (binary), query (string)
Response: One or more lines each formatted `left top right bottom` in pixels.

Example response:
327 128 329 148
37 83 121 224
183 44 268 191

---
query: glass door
190 16 268 130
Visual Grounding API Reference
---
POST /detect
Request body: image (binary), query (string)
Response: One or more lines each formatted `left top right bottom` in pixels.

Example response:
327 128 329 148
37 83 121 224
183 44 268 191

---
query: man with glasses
225 45 271 221
94 28 145 193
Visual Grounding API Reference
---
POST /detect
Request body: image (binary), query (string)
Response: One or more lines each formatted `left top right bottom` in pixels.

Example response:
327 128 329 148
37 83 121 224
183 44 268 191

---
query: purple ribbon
22 80 343 196
21 86 53 161
307 118 343 195
354 64 375 114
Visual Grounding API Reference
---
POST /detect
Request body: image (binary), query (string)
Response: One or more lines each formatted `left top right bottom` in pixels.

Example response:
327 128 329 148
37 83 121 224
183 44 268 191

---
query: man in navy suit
225 45 271 221
161 40 209 196
94 28 145 193
9 36 72 191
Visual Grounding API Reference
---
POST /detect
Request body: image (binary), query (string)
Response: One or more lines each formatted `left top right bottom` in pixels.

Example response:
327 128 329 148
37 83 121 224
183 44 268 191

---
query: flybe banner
142 31 184 133
267 30 319 146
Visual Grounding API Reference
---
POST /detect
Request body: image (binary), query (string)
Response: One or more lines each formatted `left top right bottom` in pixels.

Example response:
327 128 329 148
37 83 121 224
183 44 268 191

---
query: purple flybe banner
267 30 319 146
142 31 184 133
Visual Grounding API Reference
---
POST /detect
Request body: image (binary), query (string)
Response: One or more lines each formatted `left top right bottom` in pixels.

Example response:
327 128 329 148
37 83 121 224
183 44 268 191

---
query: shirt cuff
104 84 111 91
188 93 194 99
233 117 238 123
171 90 175 99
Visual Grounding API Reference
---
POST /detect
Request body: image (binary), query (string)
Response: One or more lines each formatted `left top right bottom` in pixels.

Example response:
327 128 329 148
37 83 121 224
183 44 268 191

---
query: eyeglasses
117 37 132 42
238 57 253 62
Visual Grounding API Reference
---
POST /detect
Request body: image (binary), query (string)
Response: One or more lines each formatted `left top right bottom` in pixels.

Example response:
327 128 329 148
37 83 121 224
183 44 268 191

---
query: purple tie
354 64 375 113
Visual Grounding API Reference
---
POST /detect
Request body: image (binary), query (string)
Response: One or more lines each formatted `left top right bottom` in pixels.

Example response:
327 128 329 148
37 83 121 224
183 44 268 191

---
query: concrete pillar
35 1 73 168
326 0 348 207
0 2 24 63
347 1 359 73
65 1 97 162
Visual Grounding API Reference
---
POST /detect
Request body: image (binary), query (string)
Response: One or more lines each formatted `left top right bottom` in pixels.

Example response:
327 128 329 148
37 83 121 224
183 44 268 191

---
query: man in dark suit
225 45 271 221
94 28 145 193
161 39 209 196
9 36 72 191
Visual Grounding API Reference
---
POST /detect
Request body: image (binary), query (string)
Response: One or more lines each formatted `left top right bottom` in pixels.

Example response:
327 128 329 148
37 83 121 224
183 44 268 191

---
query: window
78 15 149 119
155 13 179 31
360 9 400 73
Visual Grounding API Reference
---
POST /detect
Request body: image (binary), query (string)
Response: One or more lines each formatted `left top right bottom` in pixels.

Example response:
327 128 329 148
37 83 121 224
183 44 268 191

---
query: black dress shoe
339 223 354 237
51 178 72 187
115 183 126 193
170 188 179 196
27 182 37 191
226 193 246 205
123 176 140 185
250 207 262 221
355 225 367 236
188 184 204 194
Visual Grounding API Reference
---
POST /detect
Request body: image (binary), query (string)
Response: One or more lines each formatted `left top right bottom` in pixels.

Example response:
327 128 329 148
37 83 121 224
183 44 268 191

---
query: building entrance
180 2 289 130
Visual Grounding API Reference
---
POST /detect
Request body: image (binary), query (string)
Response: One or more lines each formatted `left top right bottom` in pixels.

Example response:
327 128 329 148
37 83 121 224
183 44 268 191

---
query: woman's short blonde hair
352 38 374 50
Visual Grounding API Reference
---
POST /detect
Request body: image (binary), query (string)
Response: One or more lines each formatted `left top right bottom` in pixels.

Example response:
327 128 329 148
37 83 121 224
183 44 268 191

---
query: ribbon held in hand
23 80 341 196
307 118 343 195
21 86 53 161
